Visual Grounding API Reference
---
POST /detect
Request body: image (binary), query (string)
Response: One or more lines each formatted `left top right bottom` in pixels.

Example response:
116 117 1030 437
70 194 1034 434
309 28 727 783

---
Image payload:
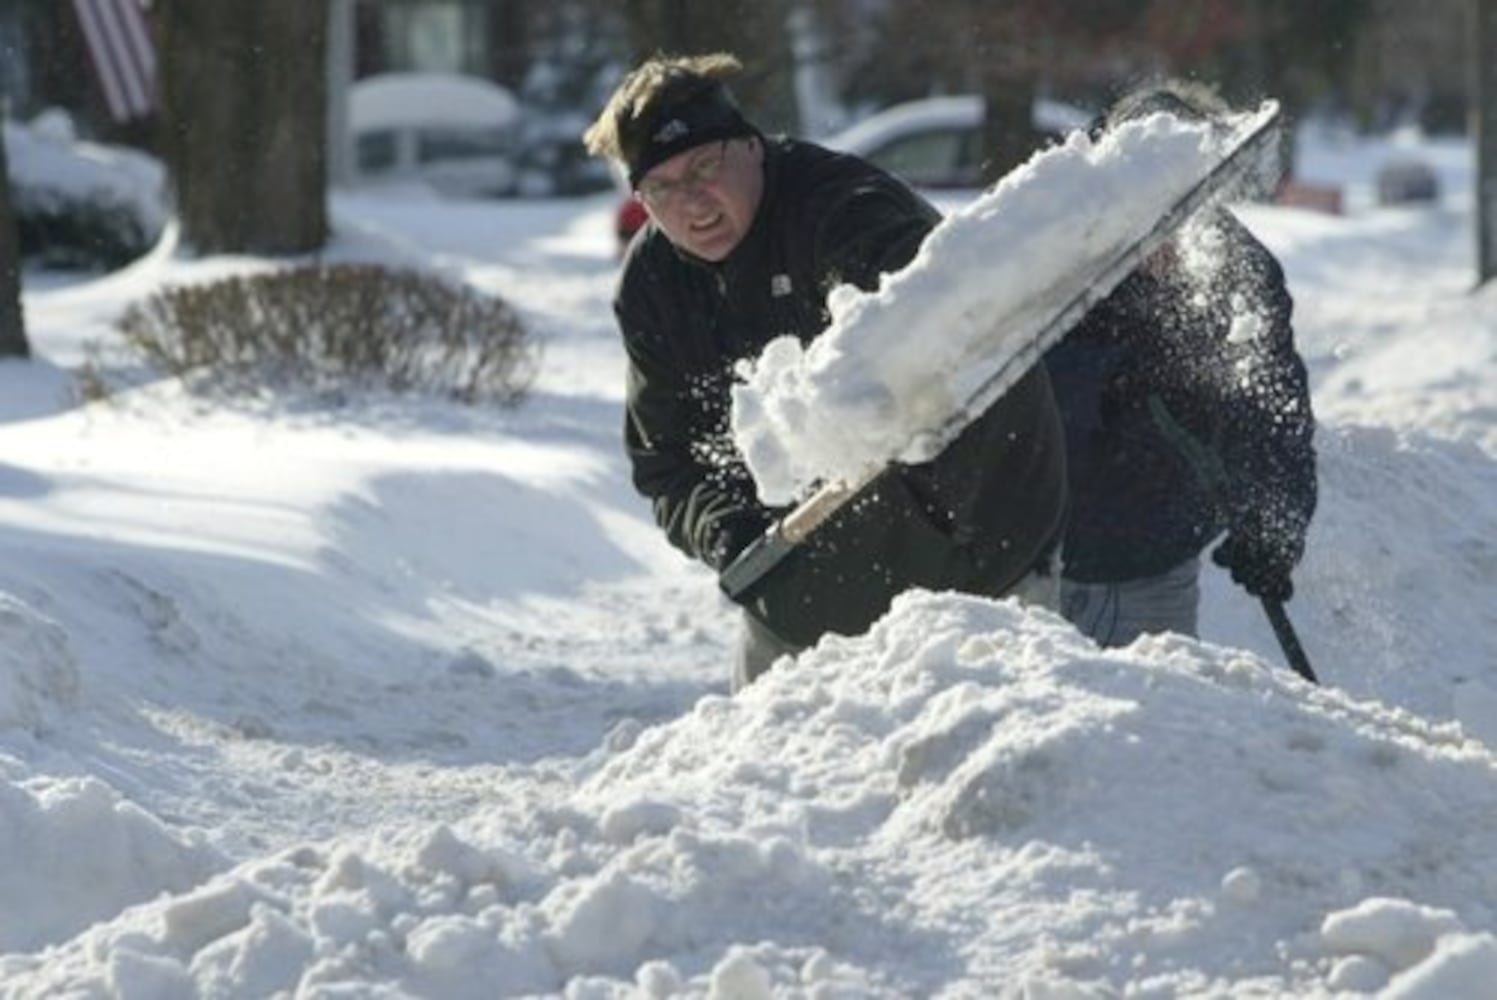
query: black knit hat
622 80 755 188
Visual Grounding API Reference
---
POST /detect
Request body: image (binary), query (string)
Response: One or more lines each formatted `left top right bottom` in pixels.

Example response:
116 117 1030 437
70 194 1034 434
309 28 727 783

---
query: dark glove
1211 528 1298 602
705 513 771 573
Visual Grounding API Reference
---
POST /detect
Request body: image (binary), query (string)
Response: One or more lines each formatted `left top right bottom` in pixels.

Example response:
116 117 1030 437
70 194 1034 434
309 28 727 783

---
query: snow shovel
1146 397 1319 685
721 105 1287 606
1261 597 1317 685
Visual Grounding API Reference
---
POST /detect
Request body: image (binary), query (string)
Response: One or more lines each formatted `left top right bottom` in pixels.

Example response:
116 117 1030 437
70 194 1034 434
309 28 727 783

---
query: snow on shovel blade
720 102 1284 601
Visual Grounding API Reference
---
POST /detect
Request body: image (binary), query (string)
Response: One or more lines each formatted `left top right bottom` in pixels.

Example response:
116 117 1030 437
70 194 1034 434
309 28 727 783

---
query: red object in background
615 196 648 253
1275 180 1344 215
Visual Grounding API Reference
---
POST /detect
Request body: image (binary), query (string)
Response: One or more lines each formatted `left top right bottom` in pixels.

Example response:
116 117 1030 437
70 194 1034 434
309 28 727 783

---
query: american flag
72 0 156 122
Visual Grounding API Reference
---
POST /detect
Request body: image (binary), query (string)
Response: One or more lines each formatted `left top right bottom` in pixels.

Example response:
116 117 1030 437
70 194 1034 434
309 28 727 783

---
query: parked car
511 112 616 198
612 95 1091 252
1375 157 1439 206
349 72 521 198
823 94 1091 191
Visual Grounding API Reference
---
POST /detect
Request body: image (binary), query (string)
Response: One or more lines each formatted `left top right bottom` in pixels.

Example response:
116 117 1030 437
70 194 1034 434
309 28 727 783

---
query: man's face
635 137 764 262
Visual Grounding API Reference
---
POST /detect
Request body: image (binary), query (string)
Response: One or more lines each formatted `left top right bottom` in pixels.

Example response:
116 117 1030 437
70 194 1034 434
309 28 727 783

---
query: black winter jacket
615 137 1067 648
1043 214 1316 583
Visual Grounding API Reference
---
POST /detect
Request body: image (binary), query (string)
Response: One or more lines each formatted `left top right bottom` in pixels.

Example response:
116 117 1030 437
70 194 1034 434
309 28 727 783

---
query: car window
416 128 509 164
357 130 400 171
864 127 980 188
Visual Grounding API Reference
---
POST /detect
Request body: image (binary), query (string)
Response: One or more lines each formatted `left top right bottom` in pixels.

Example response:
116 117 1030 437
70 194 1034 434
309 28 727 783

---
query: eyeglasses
636 141 731 210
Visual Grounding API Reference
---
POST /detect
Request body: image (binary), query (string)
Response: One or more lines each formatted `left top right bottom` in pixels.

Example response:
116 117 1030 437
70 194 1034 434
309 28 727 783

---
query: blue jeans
1059 556 1201 648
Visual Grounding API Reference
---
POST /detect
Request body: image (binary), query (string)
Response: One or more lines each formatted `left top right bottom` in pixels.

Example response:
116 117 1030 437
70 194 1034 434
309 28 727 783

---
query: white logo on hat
653 119 689 144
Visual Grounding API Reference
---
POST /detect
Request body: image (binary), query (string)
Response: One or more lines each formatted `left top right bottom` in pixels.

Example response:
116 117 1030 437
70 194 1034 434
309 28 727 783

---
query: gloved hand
1211 527 1298 602
705 513 771 573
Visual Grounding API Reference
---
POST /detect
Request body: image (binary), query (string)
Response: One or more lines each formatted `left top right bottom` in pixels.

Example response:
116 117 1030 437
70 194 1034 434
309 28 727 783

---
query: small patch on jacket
770 274 793 297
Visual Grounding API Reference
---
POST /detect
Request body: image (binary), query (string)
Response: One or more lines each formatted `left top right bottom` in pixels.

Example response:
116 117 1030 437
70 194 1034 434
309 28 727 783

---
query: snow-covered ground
1 121 1496 997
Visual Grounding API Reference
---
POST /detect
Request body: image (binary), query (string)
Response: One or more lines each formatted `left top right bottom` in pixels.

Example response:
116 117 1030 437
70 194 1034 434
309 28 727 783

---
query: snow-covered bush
5 111 167 270
115 264 537 405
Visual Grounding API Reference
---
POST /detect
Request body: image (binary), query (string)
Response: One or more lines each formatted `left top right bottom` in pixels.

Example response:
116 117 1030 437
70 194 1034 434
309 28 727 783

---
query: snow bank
8 594 1496 997
732 105 1275 504
1204 423 1497 733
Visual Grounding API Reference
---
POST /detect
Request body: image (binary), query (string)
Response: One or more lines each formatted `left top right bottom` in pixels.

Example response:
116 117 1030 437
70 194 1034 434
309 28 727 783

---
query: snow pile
731 104 1275 504
6 593 1497 997
0 775 224 955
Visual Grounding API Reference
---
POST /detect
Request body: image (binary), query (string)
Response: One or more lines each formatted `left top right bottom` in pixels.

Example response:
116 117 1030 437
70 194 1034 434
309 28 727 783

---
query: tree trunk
0 127 29 359
1477 0 1497 285
977 63 1043 184
970 3 1047 185
485 0 532 92
159 0 328 255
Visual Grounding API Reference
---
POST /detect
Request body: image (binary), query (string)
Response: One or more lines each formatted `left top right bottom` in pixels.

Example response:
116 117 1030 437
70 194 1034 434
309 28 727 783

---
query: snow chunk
189 904 314 1000
544 870 658 974
1321 896 1465 969
1220 865 1262 904
1322 897 1497 1000
708 945 774 998
1384 933 1497 1000
0 776 224 954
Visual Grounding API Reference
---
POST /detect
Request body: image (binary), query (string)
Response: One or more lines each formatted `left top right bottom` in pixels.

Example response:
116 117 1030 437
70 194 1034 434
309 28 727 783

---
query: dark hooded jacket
1043 213 1316 584
615 137 1067 648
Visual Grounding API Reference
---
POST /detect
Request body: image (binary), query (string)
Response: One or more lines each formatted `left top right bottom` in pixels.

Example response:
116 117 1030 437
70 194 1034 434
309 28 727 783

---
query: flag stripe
72 0 156 121
116 0 157 94
97 0 151 116
111 0 157 109
96 0 149 115
90 0 146 116
73 0 128 119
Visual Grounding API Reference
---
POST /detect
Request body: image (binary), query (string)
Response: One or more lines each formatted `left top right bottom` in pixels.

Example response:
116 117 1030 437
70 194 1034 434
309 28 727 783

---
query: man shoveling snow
1043 83 1316 650
584 52 1066 687
586 54 1308 688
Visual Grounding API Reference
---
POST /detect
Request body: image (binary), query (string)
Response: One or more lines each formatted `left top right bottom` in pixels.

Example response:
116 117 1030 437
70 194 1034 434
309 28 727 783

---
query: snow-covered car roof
350 72 520 133
818 95 1092 196
825 95 1092 157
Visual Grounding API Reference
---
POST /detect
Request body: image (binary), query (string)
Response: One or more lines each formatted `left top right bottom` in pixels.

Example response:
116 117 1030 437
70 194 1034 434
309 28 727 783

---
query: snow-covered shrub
5 111 167 270
115 264 537 405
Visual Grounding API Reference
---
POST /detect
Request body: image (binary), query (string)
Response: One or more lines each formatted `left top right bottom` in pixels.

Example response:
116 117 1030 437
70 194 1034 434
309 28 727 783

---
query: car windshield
864 128 980 188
